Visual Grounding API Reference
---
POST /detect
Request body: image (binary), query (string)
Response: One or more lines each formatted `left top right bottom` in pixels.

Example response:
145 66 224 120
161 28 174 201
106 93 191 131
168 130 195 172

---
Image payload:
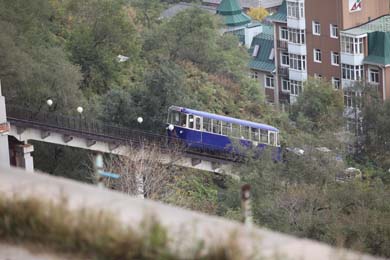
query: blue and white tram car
166 106 281 156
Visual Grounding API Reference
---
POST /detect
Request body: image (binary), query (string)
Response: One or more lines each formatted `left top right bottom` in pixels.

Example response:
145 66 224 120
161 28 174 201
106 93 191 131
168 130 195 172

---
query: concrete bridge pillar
14 143 34 172
0 81 10 168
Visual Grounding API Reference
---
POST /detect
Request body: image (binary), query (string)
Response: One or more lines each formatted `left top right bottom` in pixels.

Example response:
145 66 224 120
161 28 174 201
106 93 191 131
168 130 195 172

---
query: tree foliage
0 0 85 112
290 78 344 134
247 7 269 21
219 147 390 257
360 88 390 169
64 0 141 94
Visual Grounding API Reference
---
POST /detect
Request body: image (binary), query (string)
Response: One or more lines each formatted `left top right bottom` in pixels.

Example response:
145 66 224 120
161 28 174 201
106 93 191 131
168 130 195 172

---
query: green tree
130 0 164 29
141 8 265 120
0 0 85 112
247 7 269 21
65 0 141 94
290 78 344 133
360 88 390 169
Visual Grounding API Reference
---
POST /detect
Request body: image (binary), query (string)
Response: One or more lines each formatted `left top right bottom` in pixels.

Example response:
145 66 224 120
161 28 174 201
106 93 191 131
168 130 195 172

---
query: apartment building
262 0 390 104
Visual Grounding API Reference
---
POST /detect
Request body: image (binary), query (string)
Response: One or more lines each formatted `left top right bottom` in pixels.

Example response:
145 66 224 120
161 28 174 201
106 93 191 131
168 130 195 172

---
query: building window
280 27 288 40
331 52 339 66
281 52 289 66
287 1 304 19
289 54 306 71
251 71 258 79
252 45 260 57
342 64 364 80
282 78 290 92
290 80 303 96
344 91 361 108
265 75 274 88
341 36 363 54
313 49 322 63
330 24 338 38
344 91 353 108
288 28 305 44
332 77 341 89
369 69 379 84
313 21 321 35
269 48 275 60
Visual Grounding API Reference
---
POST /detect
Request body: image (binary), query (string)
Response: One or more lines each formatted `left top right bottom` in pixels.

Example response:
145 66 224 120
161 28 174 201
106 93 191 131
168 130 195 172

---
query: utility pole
0 80 10 168
241 184 253 226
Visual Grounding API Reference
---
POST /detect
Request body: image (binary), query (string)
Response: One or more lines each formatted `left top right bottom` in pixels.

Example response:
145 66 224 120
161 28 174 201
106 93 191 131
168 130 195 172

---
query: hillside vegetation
1 0 390 258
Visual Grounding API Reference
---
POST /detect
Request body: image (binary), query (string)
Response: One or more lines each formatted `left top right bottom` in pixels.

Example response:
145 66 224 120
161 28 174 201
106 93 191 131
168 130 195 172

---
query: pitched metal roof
203 0 283 9
342 15 390 36
217 0 243 14
248 24 276 72
249 60 275 72
217 0 251 27
267 0 286 23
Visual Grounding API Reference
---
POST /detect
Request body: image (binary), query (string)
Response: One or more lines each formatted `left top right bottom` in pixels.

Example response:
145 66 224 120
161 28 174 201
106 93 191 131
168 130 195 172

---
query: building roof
217 0 251 27
342 15 390 36
364 31 390 66
160 2 216 19
248 24 275 72
203 0 283 9
267 0 286 23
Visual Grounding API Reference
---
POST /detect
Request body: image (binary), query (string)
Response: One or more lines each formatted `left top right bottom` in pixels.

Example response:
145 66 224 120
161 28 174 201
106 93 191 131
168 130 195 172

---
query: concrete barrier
0 166 381 260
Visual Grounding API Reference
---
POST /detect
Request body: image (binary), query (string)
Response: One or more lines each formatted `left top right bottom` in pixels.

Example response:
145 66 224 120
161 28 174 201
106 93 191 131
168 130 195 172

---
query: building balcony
340 52 365 65
287 17 306 30
277 40 288 50
288 42 307 55
289 69 307 81
341 79 360 89
278 66 289 76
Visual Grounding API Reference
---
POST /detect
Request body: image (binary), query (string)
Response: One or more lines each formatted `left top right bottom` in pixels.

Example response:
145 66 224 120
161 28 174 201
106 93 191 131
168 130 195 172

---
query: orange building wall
385 67 390 100
341 0 390 29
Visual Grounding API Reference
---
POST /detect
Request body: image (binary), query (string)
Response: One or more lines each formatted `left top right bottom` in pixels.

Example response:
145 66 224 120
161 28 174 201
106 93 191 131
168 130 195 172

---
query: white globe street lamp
137 117 143 124
77 106 83 114
46 99 53 106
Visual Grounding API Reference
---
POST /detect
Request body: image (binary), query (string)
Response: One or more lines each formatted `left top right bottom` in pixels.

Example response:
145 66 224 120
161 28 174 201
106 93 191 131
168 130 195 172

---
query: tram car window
241 126 249 139
260 129 268 143
221 121 231 136
232 124 240 138
269 132 276 146
251 128 259 141
188 115 194 128
203 117 211 132
212 120 221 134
195 117 201 130
169 111 187 127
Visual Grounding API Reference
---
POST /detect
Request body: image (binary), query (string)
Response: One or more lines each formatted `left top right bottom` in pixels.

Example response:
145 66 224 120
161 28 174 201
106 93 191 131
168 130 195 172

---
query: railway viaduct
0 84 234 176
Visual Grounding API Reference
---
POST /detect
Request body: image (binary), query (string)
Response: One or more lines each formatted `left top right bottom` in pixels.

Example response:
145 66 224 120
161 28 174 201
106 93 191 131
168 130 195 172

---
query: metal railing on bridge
6 105 168 146
5 105 240 162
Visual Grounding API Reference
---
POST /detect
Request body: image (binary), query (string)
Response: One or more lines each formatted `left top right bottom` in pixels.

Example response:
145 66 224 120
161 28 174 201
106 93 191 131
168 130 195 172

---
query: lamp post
46 99 53 107
77 106 83 114
77 106 83 129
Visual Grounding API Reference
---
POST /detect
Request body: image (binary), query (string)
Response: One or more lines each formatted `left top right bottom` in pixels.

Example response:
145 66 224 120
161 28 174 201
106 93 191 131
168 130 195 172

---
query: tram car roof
170 106 279 132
